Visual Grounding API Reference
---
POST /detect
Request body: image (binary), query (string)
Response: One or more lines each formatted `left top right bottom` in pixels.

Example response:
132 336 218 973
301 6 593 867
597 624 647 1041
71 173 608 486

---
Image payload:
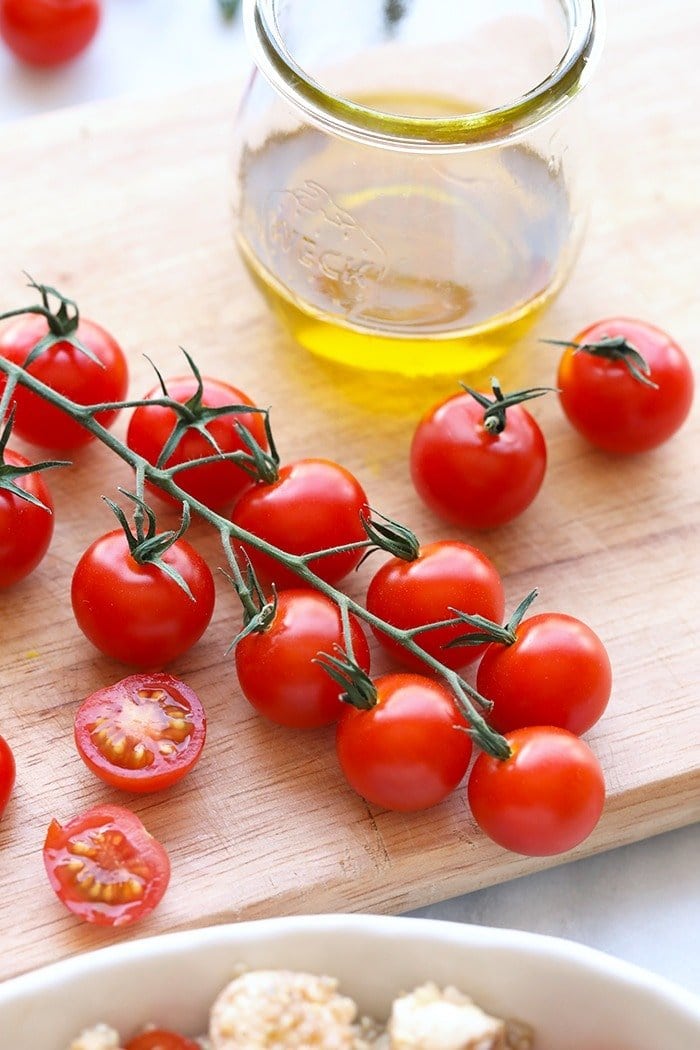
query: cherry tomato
42 804 170 926
0 449 55 588
0 735 16 818
336 673 472 811
235 590 371 728
126 1033 198 1050
74 674 206 793
365 540 505 671
0 313 128 450
126 375 268 513
230 458 369 591
467 726 606 856
71 529 216 668
477 613 612 736
557 318 694 454
0 0 100 66
410 386 547 529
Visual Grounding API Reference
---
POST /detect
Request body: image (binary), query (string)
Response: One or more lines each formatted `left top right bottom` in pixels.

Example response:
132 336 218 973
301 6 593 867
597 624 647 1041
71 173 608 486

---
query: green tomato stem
0 354 511 760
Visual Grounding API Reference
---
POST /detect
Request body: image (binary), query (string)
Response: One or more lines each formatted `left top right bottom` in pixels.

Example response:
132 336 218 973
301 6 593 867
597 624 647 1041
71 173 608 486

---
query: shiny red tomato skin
557 318 694 454
410 391 547 529
0 448 55 588
126 375 268 513
336 673 473 811
0 0 100 66
71 530 215 668
230 458 369 591
74 673 207 793
477 613 612 736
0 314 128 450
0 735 16 818
42 804 170 927
365 540 505 671
468 726 606 856
126 1032 199 1050
235 590 371 728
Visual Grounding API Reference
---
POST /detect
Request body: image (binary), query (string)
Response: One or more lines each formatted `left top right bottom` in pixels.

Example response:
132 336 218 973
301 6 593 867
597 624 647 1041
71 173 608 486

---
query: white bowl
1 914 699 1048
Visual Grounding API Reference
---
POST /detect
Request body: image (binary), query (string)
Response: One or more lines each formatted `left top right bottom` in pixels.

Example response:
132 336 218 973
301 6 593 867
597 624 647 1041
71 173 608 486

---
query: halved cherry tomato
235 591 371 728
0 313 128 450
71 529 215 668
476 612 612 736
467 726 606 856
410 383 548 529
126 1031 199 1050
74 674 206 793
230 458 369 591
0 448 55 588
365 540 505 671
556 318 694 454
336 673 473 811
0 735 16 819
42 804 170 926
0 0 101 67
126 375 268 513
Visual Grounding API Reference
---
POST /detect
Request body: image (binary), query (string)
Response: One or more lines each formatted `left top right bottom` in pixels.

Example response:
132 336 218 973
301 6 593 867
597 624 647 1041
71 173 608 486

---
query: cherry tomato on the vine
126 1032 199 1050
477 612 612 736
235 590 371 728
410 384 548 529
126 375 268 513
230 458 369 591
0 0 101 67
0 735 16 818
467 726 606 856
71 529 215 668
74 674 206 793
42 804 170 926
336 673 473 811
365 540 505 671
0 313 128 450
0 448 55 588
556 317 694 454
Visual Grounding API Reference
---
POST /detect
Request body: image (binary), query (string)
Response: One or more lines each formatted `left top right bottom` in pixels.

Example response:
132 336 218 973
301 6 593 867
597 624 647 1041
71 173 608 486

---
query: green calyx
146 349 279 483
545 335 659 389
0 410 69 510
443 589 539 649
0 276 103 368
460 378 555 434
314 648 378 710
358 507 421 565
104 489 195 599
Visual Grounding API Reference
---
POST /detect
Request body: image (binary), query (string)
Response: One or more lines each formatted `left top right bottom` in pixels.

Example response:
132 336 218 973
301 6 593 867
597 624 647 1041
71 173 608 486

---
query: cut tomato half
74 674 206 793
126 1031 199 1050
43 804 170 926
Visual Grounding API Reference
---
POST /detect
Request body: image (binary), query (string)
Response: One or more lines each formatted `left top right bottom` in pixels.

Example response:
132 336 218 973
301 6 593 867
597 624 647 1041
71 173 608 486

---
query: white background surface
0 0 698 998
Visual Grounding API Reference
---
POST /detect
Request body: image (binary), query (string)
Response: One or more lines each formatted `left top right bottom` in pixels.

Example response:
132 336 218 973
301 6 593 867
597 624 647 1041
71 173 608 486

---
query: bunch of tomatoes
0 279 693 931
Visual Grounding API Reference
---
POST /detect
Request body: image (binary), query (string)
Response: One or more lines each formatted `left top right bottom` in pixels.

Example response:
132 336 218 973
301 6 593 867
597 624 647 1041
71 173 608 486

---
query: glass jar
232 0 603 378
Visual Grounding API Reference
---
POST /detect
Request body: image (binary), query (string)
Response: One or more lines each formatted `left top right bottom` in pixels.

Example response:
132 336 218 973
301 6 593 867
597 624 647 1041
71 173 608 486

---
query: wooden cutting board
0 0 698 985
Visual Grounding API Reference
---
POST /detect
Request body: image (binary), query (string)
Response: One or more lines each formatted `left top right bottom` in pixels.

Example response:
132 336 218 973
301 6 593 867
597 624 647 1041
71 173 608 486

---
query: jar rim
243 0 603 151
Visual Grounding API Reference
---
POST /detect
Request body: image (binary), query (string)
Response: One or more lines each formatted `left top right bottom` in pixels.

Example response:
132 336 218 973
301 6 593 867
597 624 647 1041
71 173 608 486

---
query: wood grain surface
0 0 698 984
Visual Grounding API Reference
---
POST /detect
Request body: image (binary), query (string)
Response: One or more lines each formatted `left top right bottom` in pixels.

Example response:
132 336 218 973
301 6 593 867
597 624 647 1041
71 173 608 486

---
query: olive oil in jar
236 94 576 377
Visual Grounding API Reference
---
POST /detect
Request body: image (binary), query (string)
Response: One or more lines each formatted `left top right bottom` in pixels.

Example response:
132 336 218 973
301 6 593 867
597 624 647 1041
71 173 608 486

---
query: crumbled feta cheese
67 1024 123 1050
209 969 369 1049
387 982 506 1050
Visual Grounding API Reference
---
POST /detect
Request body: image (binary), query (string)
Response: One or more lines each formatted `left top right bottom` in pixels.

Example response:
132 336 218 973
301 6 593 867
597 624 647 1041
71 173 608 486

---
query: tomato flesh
336 673 473 811
126 1031 199 1050
235 590 371 728
74 674 206 793
0 735 16 818
468 726 606 856
0 314 128 450
0 448 55 588
42 804 170 926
